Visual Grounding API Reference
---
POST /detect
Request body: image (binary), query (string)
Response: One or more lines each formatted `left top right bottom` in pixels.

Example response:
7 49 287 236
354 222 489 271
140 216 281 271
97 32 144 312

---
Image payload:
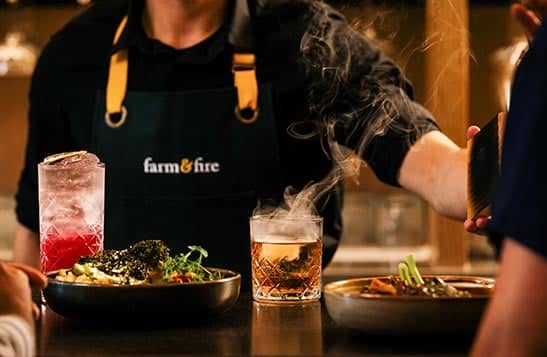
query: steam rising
253 1 433 220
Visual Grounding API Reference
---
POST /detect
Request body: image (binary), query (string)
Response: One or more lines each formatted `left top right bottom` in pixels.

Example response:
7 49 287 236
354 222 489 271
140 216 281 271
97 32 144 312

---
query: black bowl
324 275 494 335
43 268 241 322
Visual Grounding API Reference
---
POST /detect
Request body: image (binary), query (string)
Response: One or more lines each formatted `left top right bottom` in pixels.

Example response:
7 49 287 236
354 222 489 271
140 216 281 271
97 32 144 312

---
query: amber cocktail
250 215 323 303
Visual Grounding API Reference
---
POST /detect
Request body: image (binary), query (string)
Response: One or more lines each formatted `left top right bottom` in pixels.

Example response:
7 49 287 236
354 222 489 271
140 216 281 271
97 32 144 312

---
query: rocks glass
250 215 323 303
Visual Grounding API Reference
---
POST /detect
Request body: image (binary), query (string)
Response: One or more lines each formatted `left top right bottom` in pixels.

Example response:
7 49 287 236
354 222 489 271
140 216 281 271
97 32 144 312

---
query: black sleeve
488 22 547 259
15 40 72 234
301 2 439 186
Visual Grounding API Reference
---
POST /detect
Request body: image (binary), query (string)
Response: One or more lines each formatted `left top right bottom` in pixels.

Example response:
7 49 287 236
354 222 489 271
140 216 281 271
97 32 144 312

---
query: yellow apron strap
105 16 259 127
105 16 129 128
233 53 259 124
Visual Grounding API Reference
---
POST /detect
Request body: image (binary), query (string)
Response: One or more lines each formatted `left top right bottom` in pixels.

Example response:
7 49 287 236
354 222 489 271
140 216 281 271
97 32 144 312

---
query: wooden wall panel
424 0 469 265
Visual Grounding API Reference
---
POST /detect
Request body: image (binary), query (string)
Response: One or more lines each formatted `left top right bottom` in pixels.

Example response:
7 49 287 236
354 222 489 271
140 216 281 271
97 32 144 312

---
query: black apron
91 14 281 290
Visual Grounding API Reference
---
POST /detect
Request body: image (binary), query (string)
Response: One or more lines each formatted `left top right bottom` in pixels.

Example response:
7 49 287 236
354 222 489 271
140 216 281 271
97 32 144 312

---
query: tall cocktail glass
250 215 323 303
38 151 105 273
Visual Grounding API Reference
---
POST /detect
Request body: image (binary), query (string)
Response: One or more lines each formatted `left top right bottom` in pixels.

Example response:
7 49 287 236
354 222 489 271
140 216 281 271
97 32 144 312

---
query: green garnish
398 262 411 284
162 245 221 282
406 254 424 285
398 254 424 286
362 254 471 297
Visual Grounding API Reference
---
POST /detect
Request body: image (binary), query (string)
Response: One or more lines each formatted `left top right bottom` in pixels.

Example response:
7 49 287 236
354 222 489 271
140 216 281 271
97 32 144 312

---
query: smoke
253 1 431 221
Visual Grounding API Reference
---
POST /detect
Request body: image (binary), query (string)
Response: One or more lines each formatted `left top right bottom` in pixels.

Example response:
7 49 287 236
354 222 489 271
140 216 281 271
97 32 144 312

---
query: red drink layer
40 230 103 273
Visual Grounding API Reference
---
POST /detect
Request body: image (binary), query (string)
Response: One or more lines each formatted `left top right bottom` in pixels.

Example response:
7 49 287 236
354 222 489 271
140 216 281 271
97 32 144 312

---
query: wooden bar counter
36 290 476 356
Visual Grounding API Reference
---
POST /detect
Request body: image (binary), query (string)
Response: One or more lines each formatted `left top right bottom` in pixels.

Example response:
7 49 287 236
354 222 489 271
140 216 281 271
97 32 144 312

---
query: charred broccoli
77 249 128 275
76 240 170 282
128 240 170 268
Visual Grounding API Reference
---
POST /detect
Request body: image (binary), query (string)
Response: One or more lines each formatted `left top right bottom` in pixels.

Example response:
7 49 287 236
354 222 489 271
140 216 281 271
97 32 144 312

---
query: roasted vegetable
56 241 221 285
76 240 170 283
127 239 170 269
362 254 471 298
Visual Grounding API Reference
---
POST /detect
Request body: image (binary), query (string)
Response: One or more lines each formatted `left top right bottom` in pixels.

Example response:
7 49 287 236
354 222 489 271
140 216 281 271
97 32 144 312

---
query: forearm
12 224 40 270
471 239 547 357
398 130 467 220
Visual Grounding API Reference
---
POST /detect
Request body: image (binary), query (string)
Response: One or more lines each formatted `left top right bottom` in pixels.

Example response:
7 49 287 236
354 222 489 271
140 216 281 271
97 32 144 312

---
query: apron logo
143 157 220 174
180 158 193 174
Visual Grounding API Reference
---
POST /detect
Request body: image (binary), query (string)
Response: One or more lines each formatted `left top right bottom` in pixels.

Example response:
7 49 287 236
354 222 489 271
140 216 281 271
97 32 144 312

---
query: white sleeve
0 315 35 357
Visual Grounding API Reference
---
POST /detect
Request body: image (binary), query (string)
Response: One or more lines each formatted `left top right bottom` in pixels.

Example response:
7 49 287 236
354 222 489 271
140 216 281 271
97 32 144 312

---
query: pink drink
38 151 105 273
40 227 103 273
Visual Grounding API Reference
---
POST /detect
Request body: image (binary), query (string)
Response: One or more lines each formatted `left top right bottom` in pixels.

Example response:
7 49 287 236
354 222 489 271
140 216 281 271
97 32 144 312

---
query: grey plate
323 275 495 335
43 268 241 321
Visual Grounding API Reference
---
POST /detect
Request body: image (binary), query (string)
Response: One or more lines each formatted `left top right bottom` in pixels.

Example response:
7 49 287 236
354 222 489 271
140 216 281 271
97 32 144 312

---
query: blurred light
0 32 38 78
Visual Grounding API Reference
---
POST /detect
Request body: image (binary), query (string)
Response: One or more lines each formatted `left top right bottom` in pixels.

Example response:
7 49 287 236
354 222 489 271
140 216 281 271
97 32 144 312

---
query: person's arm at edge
470 239 547 357
0 315 35 357
12 225 40 270
0 262 47 357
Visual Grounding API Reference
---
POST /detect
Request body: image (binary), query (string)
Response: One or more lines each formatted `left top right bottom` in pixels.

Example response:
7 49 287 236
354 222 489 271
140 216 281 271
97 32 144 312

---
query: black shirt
488 20 547 259
16 0 439 261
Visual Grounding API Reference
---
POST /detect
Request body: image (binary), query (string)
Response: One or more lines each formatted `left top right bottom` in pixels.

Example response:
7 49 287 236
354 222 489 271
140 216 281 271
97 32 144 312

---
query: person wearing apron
14 0 351 292
93 2 285 289
14 0 460 292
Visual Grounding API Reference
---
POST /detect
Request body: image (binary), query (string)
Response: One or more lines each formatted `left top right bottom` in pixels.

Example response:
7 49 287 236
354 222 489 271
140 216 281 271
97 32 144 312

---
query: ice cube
45 151 100 168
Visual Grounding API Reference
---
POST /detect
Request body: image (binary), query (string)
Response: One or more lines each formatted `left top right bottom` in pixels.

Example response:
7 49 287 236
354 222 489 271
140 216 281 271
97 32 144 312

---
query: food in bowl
53 240 222 285
361 254 471 297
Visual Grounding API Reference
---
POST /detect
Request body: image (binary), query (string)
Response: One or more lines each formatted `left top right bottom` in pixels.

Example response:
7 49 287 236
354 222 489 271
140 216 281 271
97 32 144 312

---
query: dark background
0 0 518 7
